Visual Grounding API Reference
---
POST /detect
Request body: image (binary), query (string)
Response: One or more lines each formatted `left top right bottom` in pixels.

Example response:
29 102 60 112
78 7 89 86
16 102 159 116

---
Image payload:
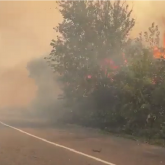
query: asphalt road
0 117 165 165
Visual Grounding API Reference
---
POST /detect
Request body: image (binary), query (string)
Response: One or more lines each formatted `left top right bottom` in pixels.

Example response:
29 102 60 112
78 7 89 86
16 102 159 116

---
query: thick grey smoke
26 57 64 122
0 57 67 127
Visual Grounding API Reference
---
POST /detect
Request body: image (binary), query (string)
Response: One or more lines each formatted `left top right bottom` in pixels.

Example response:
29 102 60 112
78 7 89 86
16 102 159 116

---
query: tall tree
46 0 135 99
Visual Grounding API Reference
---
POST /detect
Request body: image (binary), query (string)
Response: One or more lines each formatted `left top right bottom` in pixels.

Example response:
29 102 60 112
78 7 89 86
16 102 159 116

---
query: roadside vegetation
45 1 165 145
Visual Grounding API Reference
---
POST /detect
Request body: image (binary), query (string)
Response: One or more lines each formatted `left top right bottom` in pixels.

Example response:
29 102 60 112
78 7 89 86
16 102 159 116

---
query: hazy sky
0 1 62 108
0 1 165 108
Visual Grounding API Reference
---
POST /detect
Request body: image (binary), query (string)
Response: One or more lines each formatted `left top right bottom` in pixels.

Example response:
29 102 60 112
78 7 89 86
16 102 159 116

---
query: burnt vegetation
45 1 165 144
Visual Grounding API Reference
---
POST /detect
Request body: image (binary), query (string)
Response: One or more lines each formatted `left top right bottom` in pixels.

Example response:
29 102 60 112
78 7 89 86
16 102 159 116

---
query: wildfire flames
87 52 127 79
153 47 165 59
153 33 165 58
86 34 165 80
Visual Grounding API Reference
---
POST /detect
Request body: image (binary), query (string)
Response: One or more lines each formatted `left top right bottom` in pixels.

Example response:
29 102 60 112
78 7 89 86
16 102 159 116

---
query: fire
86 58 121 79
153 46 165 58
100 58 119 70
87 75 92 79
86 33 165 80
153 32 165 58
86 52 127 79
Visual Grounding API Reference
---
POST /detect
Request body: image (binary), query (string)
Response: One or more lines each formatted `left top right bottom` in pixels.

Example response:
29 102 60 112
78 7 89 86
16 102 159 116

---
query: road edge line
0 121 116 165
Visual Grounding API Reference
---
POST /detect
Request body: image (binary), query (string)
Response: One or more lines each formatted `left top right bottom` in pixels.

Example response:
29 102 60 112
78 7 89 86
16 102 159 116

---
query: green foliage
46 0 135 99
46 1 165 141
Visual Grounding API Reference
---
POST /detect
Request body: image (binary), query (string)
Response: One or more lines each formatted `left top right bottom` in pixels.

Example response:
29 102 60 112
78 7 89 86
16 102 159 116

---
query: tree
45 1 165 141
46 0 135 99
112 24 165 136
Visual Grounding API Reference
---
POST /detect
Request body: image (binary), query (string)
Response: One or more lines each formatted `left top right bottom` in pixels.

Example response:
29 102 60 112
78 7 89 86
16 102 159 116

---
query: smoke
25 57 65 122
0 64 37 113
1 1 165 125
129 1 165 41
0 57 66 127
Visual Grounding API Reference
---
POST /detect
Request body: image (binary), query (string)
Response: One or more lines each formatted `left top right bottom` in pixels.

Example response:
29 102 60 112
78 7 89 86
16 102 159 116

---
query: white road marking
0 121 116 165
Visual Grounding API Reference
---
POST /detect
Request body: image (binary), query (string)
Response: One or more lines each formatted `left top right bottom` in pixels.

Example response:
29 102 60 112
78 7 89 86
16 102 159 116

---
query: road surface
0 117 165 165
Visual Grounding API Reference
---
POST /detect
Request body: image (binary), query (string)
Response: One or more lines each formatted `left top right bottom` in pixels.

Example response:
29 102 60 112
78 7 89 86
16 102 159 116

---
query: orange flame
86 52 128 79
153 32 165 58
86 33 165 83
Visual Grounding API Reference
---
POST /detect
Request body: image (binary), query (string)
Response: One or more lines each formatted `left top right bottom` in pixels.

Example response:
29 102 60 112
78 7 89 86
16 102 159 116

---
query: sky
0 1 165 109
0 1 62 108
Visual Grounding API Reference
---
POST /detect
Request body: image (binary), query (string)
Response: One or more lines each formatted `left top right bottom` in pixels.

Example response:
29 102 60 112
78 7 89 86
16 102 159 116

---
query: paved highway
0 118 165 165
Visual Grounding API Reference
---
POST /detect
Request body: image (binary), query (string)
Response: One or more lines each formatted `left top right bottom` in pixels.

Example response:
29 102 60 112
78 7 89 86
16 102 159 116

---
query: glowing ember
100 58 119 70
87 75 92 79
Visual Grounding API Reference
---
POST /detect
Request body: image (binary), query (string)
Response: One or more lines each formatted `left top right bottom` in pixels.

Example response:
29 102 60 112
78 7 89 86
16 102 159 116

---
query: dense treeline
45 1 165 142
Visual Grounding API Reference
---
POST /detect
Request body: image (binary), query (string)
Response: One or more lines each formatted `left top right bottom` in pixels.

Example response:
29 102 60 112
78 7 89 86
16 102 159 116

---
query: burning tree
46 1 165 140
46 0 135 99
112 24 165 136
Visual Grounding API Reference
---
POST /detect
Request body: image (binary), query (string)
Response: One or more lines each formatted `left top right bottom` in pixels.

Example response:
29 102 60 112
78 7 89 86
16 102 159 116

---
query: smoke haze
26 58 63 119
0 1 165 119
